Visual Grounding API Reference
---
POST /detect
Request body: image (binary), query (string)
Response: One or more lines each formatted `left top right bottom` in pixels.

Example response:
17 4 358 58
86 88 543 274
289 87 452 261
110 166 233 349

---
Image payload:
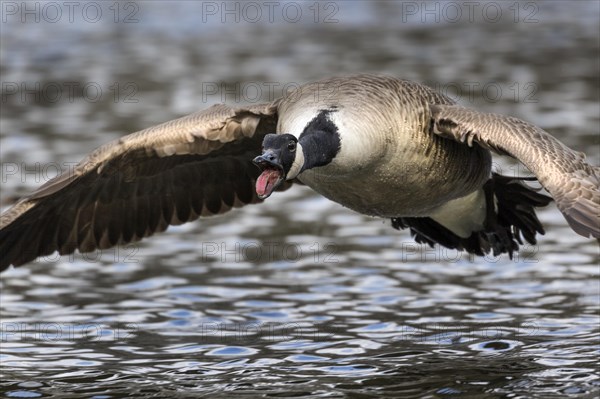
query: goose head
253 110 342 199
253 133 301 199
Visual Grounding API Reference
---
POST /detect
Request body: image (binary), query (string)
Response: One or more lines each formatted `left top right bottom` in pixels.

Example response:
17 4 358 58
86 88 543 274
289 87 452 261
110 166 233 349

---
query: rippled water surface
1 1 599 398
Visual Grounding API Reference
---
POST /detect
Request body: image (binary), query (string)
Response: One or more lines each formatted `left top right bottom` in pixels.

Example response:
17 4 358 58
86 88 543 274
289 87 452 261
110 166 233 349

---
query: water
1 1 599 397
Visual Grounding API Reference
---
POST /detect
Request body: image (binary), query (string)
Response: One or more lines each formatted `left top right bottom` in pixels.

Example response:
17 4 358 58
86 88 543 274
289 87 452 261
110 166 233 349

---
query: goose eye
287 141 296 152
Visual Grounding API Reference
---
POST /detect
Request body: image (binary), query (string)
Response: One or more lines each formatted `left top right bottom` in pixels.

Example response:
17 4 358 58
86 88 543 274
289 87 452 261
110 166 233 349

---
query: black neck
299 110 341 172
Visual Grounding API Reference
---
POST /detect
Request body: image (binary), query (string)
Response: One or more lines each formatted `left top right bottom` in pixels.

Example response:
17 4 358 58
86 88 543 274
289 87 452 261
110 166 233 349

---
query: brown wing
430 104 600 239
0 101 284 270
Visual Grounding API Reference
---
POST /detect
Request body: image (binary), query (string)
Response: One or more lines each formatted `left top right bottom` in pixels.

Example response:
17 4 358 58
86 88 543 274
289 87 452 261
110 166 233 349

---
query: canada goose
1 74 598 271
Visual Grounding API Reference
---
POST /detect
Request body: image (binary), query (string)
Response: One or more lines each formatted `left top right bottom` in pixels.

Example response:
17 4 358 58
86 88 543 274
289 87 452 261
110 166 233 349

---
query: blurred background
1 1 599 398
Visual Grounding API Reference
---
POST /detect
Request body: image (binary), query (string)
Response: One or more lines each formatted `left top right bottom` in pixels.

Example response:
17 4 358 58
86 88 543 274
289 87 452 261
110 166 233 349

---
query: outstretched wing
430 104 600 239
0 101 282 270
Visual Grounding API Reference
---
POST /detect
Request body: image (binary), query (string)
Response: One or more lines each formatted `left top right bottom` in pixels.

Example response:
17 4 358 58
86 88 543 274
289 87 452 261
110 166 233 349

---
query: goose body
1 74 598 270
277 76 491 218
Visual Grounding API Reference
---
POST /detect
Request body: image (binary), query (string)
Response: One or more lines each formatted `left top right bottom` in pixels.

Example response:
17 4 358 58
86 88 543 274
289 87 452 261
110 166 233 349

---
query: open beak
253 150 285 199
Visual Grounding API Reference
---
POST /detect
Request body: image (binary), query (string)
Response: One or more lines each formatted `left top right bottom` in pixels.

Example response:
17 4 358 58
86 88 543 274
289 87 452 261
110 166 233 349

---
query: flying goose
1 74 598 271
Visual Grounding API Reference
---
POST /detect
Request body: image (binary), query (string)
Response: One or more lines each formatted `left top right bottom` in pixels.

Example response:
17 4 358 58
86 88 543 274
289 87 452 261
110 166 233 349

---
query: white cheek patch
286 143 305 180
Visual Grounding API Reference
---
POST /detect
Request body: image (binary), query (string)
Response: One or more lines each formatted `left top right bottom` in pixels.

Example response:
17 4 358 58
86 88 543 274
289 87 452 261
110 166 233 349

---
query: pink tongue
256 169 281 198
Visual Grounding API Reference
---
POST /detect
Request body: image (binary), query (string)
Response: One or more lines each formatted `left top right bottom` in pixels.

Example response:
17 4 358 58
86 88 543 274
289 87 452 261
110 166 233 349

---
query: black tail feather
391 173 553 259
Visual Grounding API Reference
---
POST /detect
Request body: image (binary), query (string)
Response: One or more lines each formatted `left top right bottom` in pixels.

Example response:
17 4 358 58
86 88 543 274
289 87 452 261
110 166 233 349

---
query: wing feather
430 104 599 238
0 101 282 270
